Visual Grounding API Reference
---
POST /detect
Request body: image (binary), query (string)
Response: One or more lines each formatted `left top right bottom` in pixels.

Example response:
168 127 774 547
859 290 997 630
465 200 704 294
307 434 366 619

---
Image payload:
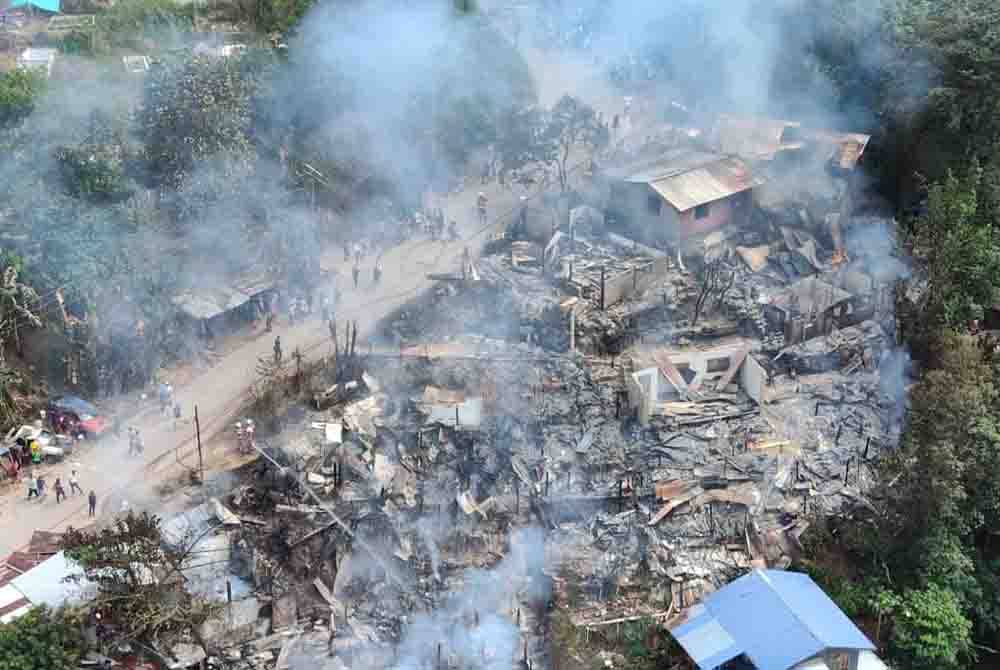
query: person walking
321 296 331 324
373 259 383 286
69 470 83 496
352 263 360 289
26 474 38 500
172 402 182 430
273 336 283 364
54 477 66 504
88 490 97 517
476 192 488 226
288 297 298 326
36 475 46 499
158 381 170 416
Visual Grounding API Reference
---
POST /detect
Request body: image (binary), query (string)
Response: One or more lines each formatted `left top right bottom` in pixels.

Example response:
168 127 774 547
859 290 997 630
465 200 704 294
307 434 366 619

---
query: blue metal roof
8 0 60 12
671 569 875 670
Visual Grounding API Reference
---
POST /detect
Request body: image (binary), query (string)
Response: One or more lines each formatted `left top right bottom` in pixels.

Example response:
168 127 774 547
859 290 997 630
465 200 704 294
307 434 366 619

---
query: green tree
62 512 221 657
494 105 555 180
139 56 258 187
97 0 193 49
912 167 1000 330
888 584 973 670
0 606 86 670
892 0 1000 157
55 111 132 203
545 95 608 192
0 69 45 128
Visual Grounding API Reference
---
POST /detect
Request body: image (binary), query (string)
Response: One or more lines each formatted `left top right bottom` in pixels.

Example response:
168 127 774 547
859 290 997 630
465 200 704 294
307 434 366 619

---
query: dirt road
0 178 533 555
0 38 635 554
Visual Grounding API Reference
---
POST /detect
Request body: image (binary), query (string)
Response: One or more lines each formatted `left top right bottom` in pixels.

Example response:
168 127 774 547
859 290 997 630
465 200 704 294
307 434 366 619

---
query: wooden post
569 308 576 352
600 266 606 310
195 405 204 483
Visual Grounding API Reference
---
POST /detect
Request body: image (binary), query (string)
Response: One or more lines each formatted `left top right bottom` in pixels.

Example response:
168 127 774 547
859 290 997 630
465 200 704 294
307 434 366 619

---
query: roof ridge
756 569 827 667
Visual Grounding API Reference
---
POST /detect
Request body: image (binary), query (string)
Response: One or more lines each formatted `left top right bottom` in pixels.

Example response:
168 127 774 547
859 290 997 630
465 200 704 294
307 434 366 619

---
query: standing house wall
741 354 767 404
602 256 672 307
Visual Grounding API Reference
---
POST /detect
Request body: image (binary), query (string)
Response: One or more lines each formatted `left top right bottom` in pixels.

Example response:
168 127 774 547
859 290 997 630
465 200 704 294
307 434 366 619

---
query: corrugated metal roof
671 569 875 670
0 584 31 623
9 0 59 12
805 131 871 170
605 148 722 183
672 606 744 669
10 551 94 609
649 157 764 212
714 116 803 160
172 287 252 321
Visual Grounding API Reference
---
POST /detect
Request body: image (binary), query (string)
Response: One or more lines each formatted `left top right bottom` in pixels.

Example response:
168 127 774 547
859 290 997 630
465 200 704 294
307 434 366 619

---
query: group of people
26 469 97 515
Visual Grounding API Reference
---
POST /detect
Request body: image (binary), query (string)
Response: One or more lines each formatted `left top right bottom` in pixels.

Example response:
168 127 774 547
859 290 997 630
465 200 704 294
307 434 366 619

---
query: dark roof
50 395 99 416
769 277 852 314
671 569 875 670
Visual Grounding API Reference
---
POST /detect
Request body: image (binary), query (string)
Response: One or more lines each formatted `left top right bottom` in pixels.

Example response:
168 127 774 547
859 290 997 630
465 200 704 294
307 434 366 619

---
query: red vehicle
47 395 109 438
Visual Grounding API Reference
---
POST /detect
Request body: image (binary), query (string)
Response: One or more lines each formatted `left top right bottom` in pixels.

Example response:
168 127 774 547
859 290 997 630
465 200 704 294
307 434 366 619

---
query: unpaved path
0 170 552 555
0 29 627 555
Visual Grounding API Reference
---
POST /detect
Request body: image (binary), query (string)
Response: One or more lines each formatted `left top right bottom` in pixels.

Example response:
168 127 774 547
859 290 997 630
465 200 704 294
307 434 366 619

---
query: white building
16 47 58 78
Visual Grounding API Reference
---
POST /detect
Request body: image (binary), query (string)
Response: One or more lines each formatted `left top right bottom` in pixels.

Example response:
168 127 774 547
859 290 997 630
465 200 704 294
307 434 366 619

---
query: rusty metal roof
805 130 871 169
650 157 764 212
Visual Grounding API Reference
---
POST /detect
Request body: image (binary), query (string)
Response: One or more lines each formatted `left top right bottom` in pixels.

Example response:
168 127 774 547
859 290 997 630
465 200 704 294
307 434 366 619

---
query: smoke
392 526 548 670
270 0 536 200
845 216 911 284
879 346 913 436
415 514 443 581
531 0 893 132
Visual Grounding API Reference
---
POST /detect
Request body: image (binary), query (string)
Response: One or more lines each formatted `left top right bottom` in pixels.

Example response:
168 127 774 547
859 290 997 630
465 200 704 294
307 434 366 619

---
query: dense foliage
0 70 45 128
0 606 86 670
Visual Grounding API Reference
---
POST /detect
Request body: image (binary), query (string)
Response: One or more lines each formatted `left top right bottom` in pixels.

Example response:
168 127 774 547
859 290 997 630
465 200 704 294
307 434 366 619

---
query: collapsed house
762 277 858 346
627 339 766 425
712 116 871 173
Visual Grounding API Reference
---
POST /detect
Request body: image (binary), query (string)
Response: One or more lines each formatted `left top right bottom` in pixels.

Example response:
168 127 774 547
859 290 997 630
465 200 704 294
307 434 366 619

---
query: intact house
171 271 276 340
627 339 768 425
761 277 872 347
604 148 764 255
670 569 887 670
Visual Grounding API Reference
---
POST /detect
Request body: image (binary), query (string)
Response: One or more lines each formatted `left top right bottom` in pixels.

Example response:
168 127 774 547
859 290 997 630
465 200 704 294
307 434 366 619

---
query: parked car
3 423 71 464
47 395 109 438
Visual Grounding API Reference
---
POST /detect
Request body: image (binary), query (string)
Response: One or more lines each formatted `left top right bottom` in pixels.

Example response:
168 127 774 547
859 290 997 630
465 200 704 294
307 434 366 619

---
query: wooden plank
648 490 699 526
654 479 695 501
651 351 688 394
313 577 336 606
714 343 752 392
276 633 301 670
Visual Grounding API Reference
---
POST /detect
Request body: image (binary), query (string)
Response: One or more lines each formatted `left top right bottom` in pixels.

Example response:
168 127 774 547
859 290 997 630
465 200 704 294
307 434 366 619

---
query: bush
0 69 46 128
887 584 973 670
97 0 193 48
0 606 86 670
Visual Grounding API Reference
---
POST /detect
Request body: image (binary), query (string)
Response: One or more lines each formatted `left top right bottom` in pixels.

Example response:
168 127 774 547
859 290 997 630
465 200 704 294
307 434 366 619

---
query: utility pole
195 404 204 484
